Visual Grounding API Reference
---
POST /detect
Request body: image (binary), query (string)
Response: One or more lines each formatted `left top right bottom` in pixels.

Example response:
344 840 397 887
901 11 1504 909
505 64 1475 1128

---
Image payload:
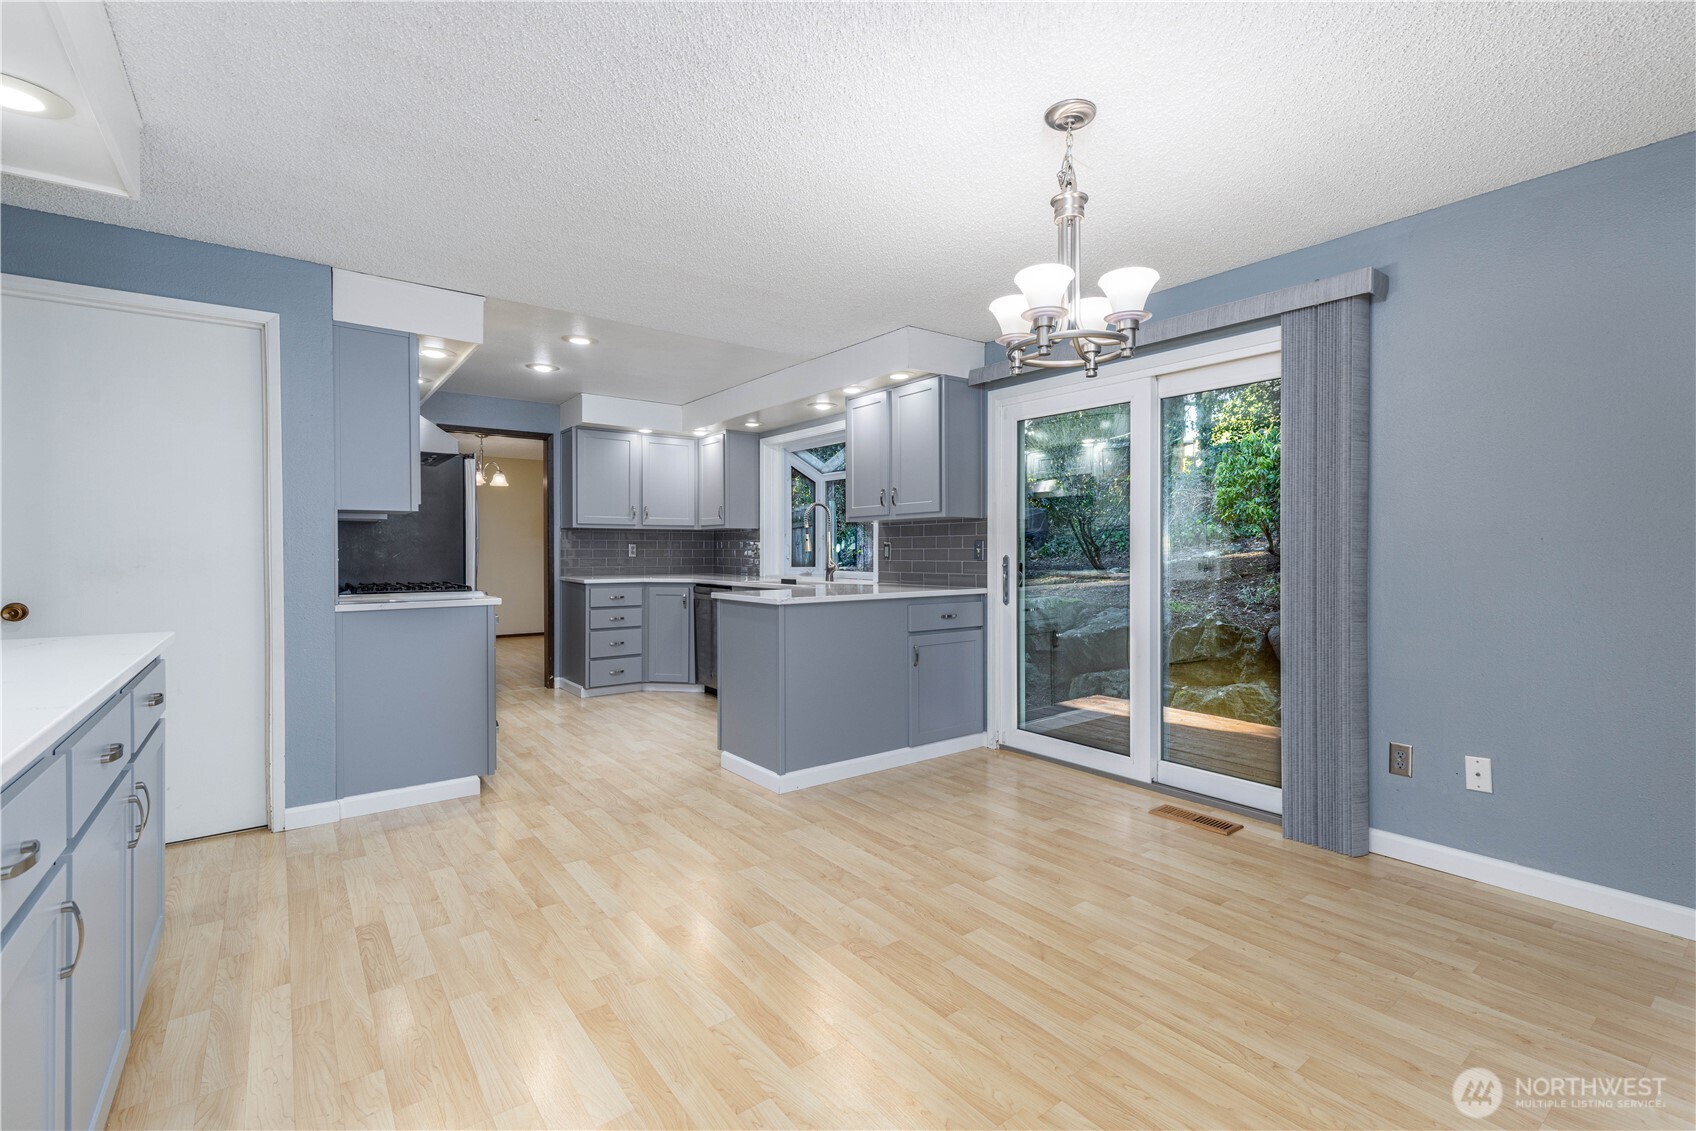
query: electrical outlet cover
627 544 636 558
1465 755 1493 793
1389 742 1412 777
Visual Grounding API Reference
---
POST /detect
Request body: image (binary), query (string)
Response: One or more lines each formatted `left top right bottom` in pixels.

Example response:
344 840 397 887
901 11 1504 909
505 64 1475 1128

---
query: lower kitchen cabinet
1 864 68 1131
1 654 169 1131
909 628 986 747
645 585 694 683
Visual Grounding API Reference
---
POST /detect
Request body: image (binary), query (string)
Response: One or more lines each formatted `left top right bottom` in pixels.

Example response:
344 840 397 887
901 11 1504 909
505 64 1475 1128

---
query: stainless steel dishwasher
693 584 729 692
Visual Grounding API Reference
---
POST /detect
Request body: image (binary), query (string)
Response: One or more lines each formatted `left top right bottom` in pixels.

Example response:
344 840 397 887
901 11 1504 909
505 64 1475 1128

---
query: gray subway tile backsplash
878 519 988 588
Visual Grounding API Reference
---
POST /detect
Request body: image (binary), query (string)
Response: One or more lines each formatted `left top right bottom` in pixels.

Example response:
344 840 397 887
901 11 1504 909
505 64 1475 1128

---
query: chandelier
473 434 508 488
989 99 1159 379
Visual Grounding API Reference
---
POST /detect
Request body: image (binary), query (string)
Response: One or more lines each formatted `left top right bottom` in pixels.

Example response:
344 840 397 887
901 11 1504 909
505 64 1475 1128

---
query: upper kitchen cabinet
697 430 759 529
334 322 420 514
845 376 984 521
564 428 642 527
641 435 697 526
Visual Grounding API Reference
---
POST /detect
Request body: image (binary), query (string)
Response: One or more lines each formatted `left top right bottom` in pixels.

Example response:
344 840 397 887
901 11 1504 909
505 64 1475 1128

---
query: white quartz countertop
714 583 989 606
2 632 175 787
335 595 503 612
560 573 782 587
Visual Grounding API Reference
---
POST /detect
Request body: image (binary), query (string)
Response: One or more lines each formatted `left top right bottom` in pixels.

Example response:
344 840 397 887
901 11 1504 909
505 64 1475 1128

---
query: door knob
0 602 27 622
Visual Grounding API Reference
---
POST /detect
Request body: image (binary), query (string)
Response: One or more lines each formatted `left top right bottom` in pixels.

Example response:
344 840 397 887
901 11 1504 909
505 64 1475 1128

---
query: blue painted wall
1013 135 1696 905
2 205 340 807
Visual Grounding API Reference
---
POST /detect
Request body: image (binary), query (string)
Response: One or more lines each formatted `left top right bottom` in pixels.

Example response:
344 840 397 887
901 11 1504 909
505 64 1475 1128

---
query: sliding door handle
1001 556 1010 606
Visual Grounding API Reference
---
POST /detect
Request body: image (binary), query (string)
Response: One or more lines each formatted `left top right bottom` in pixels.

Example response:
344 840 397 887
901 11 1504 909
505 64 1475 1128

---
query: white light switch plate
1465 756 1493 793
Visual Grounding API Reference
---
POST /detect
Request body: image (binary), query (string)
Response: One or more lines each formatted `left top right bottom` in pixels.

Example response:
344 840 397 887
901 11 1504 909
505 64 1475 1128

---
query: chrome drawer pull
608 668 625 676
940 613 957 620
59 901 85 979
608 594 626 601
609 615 626 622
144 692 165 708
136 781 152 830
1 839 40 880
610 640 625 647
98 743 125 764
127 796 144 848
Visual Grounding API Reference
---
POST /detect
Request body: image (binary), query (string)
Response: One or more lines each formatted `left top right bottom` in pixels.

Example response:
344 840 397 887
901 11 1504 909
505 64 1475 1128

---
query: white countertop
714 583 989 606
2 632 174 787
560 573 782 587
335 595 503 612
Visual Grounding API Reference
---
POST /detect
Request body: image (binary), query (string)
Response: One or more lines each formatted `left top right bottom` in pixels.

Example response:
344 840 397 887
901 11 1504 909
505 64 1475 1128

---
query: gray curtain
1280 296 1371 855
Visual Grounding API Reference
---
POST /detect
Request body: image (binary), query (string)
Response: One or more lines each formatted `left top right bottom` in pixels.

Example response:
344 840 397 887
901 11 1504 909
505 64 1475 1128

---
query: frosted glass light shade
1098 267 1159 320
1014 263 1075 315
489 465 509 488
1076 297 1112 333
989 295 1031 343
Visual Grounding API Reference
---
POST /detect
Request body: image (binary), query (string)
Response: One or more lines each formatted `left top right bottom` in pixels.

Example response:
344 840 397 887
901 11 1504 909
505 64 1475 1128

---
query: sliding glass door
989 330 1284 813
1017 404 1132 755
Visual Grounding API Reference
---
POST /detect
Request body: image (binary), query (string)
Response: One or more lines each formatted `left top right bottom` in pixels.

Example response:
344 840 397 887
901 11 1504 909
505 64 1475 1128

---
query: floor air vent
1150 803 1243 836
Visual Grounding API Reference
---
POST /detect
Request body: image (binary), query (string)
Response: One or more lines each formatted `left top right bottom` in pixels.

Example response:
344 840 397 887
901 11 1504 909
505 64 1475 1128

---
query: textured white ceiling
7 2 1691 405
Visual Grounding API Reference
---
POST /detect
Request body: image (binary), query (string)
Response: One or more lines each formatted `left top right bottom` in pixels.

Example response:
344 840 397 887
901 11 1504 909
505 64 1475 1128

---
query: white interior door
2 282 273 840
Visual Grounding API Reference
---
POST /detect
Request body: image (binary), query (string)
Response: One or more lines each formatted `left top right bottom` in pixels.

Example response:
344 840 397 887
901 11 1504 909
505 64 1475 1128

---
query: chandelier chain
1057 127 1077 193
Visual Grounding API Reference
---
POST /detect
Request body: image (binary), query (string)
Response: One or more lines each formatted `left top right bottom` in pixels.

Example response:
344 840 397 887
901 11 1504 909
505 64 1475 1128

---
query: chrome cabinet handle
891 487 898 506
879 488 886 507
629 505 636 521
718 505 724 519
609 668 625 676
1001 556 1010 605
127 796 144 848
136 781 152 831
940 613 957 620
144 692 165 708
643 506 650 521
59 901 85 979
1 839 40 880
99 743 125 764
609 615 625 622
913 646 920 667
608 594 625 601
610 640 625 647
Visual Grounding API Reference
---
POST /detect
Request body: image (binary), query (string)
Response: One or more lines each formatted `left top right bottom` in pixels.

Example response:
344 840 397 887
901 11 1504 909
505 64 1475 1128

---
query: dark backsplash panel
878 519 989 588
560 528 761 578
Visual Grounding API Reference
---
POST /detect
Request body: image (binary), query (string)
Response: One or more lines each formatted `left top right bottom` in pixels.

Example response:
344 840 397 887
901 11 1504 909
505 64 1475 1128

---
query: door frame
3 273 288 832
987 326 1283 809
432 424 556 685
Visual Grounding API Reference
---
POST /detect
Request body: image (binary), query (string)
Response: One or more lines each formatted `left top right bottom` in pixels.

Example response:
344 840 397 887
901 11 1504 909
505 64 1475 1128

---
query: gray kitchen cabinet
566 428 643 527
641 435 697 526
335 604 497 797
644 585 694 683
697 430 760 529
67 770 133 1131
844 377 985 522
1 864 68 1131
129 726 165 1026
909 628 986 747
844 389 892 520
335 322 420 515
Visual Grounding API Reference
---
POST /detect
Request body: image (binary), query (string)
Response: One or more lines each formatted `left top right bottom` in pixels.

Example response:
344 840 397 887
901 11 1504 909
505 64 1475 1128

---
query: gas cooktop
339 581 474 596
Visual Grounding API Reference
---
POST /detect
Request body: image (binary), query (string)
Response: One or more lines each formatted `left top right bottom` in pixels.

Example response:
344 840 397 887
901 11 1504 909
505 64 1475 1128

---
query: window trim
759 422 878 580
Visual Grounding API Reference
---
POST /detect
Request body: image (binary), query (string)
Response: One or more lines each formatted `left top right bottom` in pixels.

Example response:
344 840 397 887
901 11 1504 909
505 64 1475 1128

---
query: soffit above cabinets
1 1 142 197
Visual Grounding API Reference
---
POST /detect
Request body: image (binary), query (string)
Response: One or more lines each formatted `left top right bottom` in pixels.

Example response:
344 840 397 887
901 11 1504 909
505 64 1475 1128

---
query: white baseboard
284 776 482 829
554 676 705 698
1369 829 1696 940
722 733 989 794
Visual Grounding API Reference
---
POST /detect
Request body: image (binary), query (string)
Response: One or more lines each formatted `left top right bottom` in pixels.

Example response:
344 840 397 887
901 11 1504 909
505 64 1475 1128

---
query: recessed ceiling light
843 386 862 395
0 74 74 119
692 428 709 436
809 397 836 411
637 428 653 434
419 346 455 360
524 362 560 373
888 371 915 381
743 419 760 428
563 335 594 346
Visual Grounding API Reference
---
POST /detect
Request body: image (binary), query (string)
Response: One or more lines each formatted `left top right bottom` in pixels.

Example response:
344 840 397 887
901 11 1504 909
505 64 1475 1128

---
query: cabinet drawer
589 606 642 630
589 629 642 659
908 599 984 632
130 660 167 750
588 586 643 608
64 696 132 841
588 657 641 687
0 754 68 933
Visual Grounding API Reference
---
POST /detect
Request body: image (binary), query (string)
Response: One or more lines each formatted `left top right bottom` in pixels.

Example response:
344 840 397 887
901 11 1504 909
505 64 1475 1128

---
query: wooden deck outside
1038 696 1282 787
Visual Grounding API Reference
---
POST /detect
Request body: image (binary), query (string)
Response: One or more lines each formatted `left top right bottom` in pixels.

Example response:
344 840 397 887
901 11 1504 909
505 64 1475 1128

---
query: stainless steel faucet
803 501 838 581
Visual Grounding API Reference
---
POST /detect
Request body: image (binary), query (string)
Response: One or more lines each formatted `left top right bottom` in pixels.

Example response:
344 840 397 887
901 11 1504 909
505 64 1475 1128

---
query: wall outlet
974 539 986 561
1465 756 1493 793
883 541 893 559
627 544 636 558
1389 742 1413 777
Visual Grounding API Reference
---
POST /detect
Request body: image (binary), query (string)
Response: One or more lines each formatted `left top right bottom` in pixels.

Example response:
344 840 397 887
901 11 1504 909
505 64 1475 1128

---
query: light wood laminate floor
108 636 1694 1129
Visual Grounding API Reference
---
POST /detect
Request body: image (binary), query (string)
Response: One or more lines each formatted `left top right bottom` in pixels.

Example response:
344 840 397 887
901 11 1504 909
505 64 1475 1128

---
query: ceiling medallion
989 99 1159 379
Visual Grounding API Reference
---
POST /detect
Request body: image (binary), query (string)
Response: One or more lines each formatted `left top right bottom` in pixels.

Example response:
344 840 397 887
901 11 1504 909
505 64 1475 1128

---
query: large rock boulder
1168 681 1281 727
1166 615 1265 666
1054 604 1129 691
1266 624 1281 661
1068 668 1130 700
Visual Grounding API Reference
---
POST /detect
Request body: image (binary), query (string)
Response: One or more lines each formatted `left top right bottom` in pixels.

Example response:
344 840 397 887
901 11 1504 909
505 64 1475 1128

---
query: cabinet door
644 587 693 683
68 780 132 1131
130 731 166 1025
698 433 726 528
641 435 697 527
909 629 986 747
890 377 943 517
575 430 641 526
1 865 67 1131
335 322 420 514
844 390 891 520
